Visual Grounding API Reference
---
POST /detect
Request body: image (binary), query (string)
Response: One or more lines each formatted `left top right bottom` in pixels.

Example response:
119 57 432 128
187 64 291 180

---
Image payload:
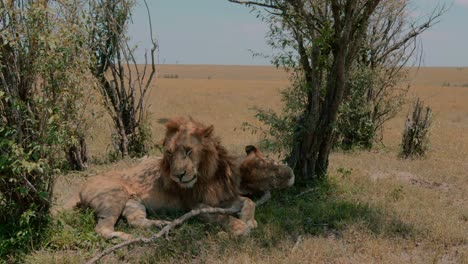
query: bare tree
339 0 439 147
87 0 157 158
230 0 444 179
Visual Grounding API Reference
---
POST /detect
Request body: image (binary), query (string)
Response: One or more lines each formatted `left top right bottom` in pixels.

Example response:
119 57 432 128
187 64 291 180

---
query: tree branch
376 3 447 63
227 0 280 9
86 206 241 264
255 191 271 206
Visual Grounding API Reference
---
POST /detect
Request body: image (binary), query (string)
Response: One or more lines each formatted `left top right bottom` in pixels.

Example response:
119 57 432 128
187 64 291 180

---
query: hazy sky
128 0 467 66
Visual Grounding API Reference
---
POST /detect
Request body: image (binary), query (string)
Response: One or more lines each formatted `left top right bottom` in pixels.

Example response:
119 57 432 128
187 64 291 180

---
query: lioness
238 145 295 203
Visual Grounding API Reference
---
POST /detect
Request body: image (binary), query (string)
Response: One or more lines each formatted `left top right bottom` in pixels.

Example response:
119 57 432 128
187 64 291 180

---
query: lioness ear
245 145 258 155
202 125 214 138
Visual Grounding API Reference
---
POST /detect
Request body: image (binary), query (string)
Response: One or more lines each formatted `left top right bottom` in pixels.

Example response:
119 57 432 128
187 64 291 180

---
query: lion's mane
158 117 240 208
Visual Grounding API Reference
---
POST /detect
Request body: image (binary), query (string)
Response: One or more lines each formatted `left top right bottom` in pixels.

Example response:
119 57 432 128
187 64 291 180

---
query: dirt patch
368 170 450 191
439 243 468 264
369 170 416 182
409 178 450 190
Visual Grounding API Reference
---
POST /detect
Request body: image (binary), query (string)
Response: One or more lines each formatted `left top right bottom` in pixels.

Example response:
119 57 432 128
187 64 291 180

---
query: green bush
128 118 154 158
0 99 57 259
241 76 307 158
334 67 376 150
0 1 95 259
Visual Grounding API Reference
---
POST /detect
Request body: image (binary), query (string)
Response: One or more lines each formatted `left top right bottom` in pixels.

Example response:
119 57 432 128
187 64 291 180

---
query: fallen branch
291 235 303 253
295 187 318 198
86 207 240 264
255 190 271 206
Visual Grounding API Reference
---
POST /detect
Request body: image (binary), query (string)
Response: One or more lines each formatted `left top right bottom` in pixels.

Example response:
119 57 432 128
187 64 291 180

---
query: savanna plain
28 65 468 263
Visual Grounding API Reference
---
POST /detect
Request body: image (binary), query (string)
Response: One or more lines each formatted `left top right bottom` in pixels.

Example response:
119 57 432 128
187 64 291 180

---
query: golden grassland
30 65 468 263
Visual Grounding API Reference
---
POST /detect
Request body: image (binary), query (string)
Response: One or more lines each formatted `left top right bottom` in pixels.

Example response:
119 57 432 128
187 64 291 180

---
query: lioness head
240 145 295 195
160 117 219 189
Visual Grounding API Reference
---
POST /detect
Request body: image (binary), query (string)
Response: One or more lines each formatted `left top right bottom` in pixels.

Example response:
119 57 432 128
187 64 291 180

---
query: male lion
74 117 257 240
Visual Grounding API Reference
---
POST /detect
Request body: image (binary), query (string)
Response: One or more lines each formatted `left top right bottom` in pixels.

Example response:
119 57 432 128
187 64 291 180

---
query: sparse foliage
232 0 443 179
336 0 420 149
400 98 432 158
87 0 157 158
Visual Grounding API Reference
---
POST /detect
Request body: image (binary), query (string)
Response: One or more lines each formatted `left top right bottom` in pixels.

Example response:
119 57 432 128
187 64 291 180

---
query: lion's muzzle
172 170 198 188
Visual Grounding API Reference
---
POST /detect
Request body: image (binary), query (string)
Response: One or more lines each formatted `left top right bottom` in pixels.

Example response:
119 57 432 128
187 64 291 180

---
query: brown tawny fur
239 145 295 196
74 117 257 240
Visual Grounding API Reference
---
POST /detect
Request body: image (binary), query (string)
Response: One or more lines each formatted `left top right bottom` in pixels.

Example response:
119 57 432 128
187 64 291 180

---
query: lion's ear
165 118 181 132
245 145 258 155
202 125 214 138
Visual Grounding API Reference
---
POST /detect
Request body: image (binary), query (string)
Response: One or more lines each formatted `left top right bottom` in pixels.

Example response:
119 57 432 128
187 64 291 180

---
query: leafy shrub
0 1 95 259
335 67 376 150
241 75 307 158
128 118 154 158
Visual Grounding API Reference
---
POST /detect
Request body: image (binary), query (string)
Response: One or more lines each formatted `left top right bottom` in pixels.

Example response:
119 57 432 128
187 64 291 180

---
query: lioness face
163 118 214 189
240 145 295 194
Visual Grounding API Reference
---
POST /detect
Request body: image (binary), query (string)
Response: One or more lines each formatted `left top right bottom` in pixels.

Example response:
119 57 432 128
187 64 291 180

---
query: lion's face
163 134 201 188
162 117 216 189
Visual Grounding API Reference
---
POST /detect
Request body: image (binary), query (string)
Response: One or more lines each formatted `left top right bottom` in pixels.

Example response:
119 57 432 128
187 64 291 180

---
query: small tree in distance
230 0 445 180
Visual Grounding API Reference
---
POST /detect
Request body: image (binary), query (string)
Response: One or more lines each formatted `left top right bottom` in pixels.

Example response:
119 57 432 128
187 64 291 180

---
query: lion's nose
175 170 186 180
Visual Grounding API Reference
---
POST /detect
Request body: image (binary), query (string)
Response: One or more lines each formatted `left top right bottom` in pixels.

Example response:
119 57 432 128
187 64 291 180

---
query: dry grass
87 65 288 157
30 65 468 263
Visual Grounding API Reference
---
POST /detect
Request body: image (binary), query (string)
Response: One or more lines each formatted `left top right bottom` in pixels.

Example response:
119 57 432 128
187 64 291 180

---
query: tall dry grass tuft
400 98 432 158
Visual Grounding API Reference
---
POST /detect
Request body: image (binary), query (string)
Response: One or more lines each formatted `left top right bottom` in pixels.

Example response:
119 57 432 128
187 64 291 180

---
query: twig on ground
291 235 303 253
295 187 318 197
310 223 329 226
86 207 240 264
255 191 271 206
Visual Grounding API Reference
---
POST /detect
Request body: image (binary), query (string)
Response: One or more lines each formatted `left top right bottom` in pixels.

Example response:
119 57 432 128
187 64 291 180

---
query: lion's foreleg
81 181 133 240
93 194 132 240
237 196 257 229
95 215 132 240
122 199 171 229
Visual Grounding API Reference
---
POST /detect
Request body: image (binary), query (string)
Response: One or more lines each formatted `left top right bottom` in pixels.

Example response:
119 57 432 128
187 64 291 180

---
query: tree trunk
67 134 88 170
119 124 129 158
292 41 349 179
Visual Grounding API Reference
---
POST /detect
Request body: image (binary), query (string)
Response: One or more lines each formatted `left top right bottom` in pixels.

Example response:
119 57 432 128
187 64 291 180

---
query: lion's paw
120 233 133 240
230 219 250 236
151 219 172 228
110 231 133 241
246 219 258 229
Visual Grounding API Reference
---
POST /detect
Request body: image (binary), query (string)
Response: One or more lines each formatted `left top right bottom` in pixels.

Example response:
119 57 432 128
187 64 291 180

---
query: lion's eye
165 150 173 157
184 147 192 156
